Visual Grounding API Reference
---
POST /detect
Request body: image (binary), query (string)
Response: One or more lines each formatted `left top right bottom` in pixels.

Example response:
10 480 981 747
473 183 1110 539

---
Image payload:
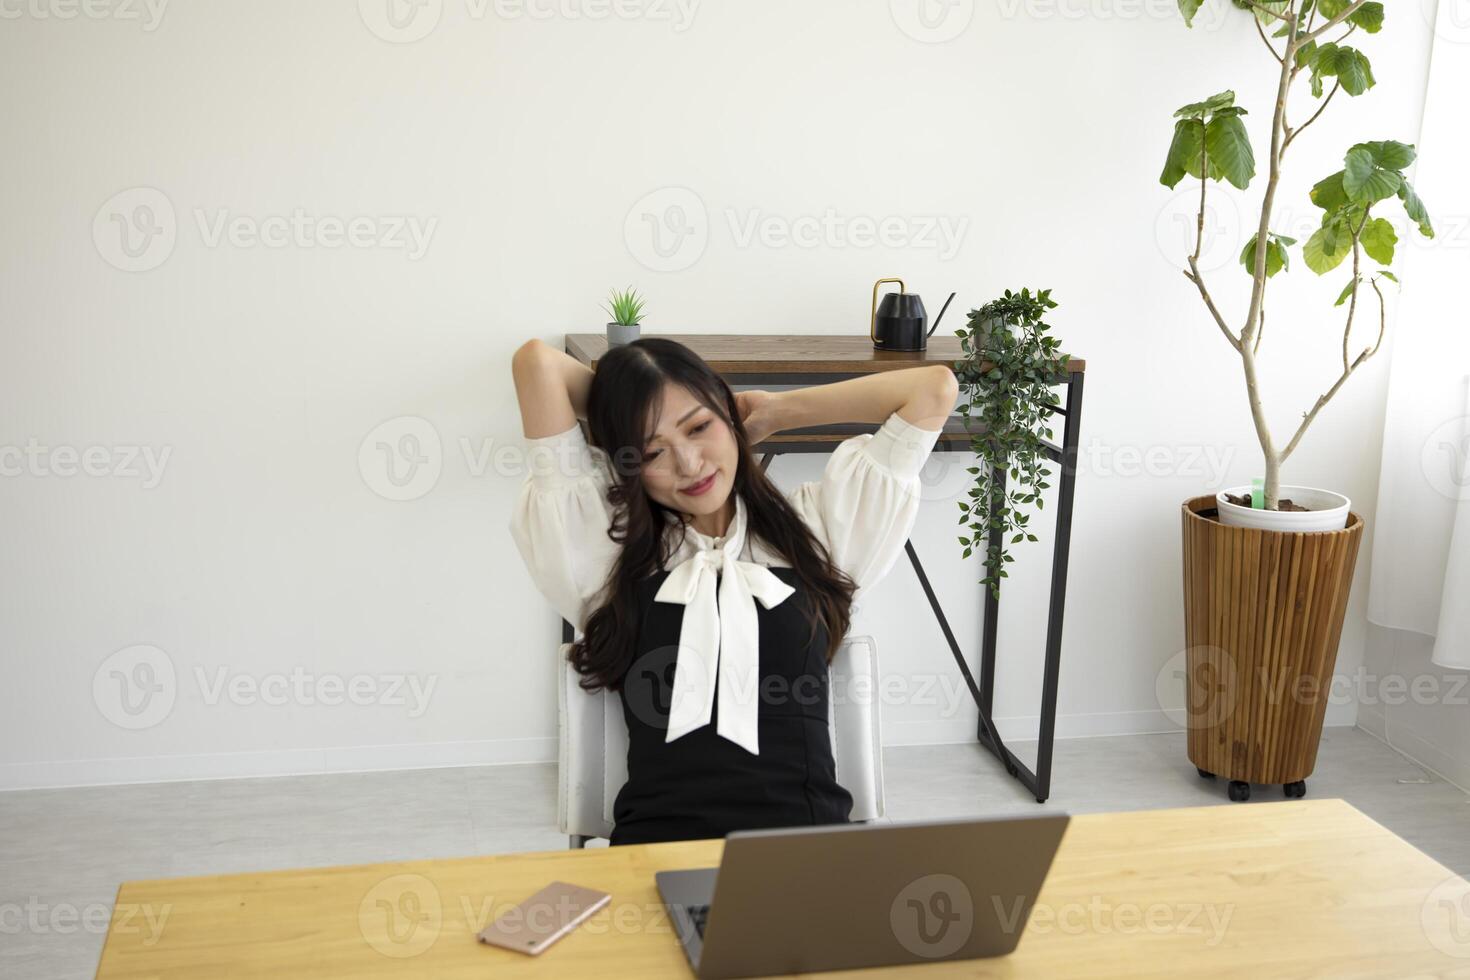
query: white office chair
557 634 887 847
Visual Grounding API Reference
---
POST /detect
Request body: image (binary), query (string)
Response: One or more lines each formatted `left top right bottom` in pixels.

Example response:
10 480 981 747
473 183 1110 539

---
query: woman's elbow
930 365 959 407
512 338 553 373
915 365 958 421
512 340 567 395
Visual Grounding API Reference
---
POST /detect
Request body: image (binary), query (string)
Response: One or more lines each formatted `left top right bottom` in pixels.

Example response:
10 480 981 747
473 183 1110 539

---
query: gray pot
607 322 641 346
972 313 1011 353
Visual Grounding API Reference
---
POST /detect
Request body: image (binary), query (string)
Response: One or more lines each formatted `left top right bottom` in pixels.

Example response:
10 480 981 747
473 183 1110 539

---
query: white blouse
507 410 944 754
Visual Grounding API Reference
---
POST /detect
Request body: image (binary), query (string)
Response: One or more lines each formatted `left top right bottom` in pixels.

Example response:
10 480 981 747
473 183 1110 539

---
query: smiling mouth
682 472 716 494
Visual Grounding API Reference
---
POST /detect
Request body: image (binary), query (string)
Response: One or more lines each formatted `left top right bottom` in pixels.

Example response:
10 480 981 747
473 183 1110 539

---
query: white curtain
1365 5 1470 671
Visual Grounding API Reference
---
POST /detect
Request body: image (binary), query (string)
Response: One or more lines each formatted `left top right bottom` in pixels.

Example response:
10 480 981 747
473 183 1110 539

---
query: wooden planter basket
1180 494 1365 788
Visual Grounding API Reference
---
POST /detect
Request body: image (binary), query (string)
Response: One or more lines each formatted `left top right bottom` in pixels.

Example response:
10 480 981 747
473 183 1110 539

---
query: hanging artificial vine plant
954 288 1071 598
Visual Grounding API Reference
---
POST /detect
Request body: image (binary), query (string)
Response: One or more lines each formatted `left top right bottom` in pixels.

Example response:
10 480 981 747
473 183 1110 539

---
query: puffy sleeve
789 410 944 592
507 421 622 634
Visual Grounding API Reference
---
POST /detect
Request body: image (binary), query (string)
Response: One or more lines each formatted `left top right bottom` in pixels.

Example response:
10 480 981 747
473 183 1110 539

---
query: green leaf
1160 118 1204 188
1250 0 1290 24
1309 43 1376 97
1360 217 1397 265
1344 146 1402 204
1310 171 1348 211
1377 270 1399 284
1204 113 1255 190
1173 90 1238 119
1272 238 1291 275
1334 277 1360 307
1354 140 1415 169
1338 49 1375 96
1349 1 1384 32
1317 0 1348 15
1304 225 1352 274
1397 180 1434 238
1177 0 1203 27
1240 233 1292 278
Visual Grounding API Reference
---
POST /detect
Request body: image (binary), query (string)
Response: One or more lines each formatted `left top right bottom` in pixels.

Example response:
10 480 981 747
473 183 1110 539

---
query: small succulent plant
602 286 646 326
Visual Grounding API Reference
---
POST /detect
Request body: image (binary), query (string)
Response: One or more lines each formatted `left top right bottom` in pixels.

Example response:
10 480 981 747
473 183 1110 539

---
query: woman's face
639 383 738 522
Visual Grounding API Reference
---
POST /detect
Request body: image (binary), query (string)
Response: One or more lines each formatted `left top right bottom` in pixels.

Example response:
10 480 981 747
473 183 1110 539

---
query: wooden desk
563 333 1088 805
96 799 1470 978
563 333 1088 378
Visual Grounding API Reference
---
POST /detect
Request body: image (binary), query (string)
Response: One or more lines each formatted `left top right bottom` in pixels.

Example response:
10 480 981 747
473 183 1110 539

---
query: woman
508 337 957 846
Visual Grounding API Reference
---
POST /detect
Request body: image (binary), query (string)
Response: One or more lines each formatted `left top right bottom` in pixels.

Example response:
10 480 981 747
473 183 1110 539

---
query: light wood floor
2 727 1465 979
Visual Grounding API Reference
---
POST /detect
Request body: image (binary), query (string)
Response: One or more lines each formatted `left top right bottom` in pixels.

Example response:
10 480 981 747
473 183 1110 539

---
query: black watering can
869 277 956 352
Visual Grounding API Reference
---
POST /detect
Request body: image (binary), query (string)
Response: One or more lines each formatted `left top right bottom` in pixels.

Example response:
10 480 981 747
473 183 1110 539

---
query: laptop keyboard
685 903 711 937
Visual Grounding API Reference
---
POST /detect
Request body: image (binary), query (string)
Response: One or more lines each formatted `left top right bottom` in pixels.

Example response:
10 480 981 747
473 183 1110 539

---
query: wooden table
96 798 1470 978
563 333 1088 806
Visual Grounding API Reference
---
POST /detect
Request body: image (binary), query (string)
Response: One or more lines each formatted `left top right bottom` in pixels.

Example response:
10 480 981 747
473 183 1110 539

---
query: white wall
0 0 1440 789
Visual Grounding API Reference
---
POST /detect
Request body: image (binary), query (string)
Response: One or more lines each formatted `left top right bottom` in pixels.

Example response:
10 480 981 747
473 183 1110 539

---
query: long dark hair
568 338 856 693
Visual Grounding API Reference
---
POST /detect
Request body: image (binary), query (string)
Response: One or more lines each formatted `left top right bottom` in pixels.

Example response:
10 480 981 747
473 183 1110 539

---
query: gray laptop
655 811 1070 978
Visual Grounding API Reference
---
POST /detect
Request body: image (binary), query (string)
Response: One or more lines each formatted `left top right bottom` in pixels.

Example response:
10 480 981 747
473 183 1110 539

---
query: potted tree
1161 0 1434 801
604 286 645 347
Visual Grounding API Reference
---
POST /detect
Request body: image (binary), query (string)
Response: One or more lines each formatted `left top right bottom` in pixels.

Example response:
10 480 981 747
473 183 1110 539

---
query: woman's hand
734 389 785 446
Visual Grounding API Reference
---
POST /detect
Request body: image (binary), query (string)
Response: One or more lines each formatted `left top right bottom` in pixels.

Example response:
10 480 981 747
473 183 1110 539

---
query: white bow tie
653 493 796 755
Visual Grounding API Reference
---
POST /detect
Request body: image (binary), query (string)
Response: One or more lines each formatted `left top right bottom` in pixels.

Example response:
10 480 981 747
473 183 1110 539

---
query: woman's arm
766 365 958 434
511 339 595 440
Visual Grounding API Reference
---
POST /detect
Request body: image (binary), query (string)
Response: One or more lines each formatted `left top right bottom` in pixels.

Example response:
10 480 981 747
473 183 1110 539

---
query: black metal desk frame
558 362 1084 804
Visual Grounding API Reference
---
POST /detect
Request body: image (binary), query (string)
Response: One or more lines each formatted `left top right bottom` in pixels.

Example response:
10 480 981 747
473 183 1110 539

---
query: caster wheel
1197 767 1216 779
1283 780 1306 798
1227 780 1251 802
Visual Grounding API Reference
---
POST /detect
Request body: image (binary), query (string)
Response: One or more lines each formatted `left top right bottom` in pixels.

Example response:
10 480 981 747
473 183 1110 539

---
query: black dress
607 564 855 846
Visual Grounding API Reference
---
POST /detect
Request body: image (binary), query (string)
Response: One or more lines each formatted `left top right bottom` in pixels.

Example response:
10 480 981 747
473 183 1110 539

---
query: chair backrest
557 635 885 842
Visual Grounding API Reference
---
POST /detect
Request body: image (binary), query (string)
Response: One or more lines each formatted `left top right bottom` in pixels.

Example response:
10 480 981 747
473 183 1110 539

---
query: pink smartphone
477 881 611 956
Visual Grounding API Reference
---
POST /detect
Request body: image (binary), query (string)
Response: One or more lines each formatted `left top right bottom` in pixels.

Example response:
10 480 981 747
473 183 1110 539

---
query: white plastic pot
1215 485 1350 532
